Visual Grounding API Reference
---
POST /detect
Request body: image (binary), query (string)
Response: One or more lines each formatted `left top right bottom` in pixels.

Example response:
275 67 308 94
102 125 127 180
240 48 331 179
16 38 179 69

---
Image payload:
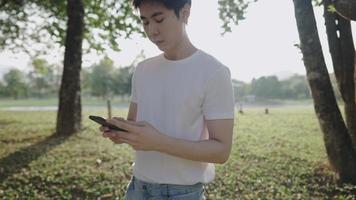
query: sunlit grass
0 108 355 199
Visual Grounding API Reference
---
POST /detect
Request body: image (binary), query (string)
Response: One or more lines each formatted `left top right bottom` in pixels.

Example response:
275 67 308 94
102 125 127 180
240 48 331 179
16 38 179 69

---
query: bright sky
0 0 355 82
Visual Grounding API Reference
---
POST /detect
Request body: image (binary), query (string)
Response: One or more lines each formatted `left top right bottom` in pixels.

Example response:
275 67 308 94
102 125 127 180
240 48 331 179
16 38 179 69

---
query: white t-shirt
130 49 235 185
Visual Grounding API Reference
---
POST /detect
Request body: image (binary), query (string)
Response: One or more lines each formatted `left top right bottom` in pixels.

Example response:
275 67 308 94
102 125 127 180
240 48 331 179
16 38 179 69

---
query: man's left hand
106 118 164 151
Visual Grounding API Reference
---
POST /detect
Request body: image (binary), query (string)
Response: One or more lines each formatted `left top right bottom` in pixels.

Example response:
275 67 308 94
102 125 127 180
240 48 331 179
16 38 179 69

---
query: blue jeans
124 176 205 200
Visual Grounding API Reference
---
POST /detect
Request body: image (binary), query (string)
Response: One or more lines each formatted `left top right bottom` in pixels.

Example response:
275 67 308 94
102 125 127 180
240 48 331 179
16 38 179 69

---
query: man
100 0 235 199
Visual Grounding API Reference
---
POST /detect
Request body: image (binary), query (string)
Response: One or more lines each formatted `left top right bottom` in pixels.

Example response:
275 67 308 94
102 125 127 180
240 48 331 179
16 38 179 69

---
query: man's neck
164 37 197 60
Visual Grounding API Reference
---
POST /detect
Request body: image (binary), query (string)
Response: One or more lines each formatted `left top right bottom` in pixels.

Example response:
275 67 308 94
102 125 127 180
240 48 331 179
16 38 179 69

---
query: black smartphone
89 115 128 132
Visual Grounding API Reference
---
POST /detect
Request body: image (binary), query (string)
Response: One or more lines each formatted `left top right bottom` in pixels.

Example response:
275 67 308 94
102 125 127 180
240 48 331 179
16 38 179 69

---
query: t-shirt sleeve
202 67 235 120
130 65 138 103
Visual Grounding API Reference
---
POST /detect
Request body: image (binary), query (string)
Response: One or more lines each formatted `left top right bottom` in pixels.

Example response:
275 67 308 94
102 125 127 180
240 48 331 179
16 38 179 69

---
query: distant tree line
1 60 342 102
233 74 341 102
0 59 61 99
81 57 134 100
0 57 134 100
1 59 343 101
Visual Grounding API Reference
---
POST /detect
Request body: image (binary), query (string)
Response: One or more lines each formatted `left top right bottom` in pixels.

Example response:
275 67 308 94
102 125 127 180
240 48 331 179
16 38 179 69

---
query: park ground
0 99 356 199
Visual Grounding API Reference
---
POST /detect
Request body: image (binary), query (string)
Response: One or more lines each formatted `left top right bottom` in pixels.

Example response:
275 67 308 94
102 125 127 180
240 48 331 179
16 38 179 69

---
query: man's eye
155 18 164 23
142 21 149 26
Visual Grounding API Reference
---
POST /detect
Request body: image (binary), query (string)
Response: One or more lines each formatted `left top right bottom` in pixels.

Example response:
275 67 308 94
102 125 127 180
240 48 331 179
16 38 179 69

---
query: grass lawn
0 108 355 199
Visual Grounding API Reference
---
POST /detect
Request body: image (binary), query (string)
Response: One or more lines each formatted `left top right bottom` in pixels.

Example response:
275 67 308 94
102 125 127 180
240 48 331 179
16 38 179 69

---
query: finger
103 131 119 137
102 132 112 138
100 126 110 132
107 119 141 133
116 131 136 141
108 133 134 145
109 136 125 144
113 117 125 121
123 120 146 126
105 132 123 142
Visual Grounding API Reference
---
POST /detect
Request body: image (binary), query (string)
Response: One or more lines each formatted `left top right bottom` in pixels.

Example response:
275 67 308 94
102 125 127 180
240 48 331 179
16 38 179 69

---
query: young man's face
138 1 189 52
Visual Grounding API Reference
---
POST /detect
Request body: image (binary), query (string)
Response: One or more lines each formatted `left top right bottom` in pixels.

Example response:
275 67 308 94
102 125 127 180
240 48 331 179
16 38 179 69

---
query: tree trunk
56 0 84 136
334 0 356 21
292 0 356 184
324 0 356 148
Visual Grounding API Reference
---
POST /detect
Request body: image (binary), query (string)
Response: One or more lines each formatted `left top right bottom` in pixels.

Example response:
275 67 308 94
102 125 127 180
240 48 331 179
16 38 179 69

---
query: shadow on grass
303 162 356 198
0 134 70 183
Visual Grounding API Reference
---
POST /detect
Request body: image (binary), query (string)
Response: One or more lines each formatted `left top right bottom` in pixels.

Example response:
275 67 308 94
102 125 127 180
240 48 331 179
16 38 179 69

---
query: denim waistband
131 176 203 196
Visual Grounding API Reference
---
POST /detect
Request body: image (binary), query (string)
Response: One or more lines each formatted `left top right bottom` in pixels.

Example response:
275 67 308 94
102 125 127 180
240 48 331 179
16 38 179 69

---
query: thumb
113 117 125 121
122 120 146 127
136 121 148 126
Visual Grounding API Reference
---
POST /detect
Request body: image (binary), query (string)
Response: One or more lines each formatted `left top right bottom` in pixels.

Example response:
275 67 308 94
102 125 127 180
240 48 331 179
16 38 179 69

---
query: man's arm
157 119 234 164
108 115 234 164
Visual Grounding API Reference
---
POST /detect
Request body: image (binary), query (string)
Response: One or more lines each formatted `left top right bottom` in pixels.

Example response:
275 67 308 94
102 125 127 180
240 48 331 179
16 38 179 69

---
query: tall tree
324 0 356 147
56 0 84 136
218 0 356 183
0 0 142 136
292 0 356 183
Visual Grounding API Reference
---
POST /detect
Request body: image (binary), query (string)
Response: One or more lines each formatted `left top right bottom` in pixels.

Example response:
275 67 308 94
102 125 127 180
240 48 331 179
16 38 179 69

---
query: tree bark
56 0 84 136
324 0 356 148
334 0 356 21
293 0 356 184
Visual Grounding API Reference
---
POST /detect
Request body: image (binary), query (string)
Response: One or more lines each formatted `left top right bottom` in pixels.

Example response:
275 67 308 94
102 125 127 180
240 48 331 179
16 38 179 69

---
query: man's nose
147 23 159 37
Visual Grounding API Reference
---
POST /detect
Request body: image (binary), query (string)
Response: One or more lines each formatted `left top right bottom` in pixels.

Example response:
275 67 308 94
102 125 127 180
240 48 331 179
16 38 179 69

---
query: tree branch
334 0 356 21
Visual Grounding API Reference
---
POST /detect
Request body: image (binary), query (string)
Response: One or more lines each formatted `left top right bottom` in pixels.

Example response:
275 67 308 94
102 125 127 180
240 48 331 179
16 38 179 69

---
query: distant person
238 103 244 114
265 108 269 114
99 0 235 199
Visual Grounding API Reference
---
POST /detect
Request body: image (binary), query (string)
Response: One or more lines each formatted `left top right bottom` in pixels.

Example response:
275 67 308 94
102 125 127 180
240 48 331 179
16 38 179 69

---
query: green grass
0 108 356 199
0 98 58 107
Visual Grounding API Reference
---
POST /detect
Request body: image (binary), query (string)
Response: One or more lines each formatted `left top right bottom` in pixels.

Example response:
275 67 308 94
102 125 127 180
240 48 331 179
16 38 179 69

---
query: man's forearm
156 134 230 164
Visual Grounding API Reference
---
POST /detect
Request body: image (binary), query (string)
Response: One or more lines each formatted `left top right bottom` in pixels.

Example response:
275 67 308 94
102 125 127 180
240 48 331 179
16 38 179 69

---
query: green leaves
327 4 337 13
218 0 257 34
0 0 143 54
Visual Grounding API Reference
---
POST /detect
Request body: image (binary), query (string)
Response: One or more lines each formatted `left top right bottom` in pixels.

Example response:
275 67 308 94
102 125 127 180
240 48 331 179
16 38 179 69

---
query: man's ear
180 3 191 24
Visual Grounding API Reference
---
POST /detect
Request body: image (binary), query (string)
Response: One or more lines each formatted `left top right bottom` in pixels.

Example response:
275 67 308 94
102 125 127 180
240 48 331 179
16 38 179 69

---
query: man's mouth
155 40 164 45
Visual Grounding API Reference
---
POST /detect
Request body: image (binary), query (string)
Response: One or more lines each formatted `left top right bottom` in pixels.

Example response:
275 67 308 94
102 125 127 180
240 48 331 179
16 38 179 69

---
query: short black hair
132 0 191 18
